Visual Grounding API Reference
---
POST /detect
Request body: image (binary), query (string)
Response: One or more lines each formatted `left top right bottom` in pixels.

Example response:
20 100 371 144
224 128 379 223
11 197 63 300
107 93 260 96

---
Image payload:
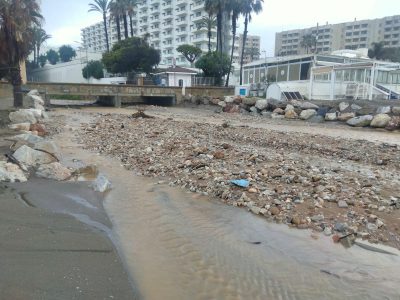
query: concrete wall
0 83 14 109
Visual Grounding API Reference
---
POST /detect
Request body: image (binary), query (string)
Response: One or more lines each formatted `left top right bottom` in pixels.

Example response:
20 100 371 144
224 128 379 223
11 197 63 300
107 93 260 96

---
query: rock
12 133 43 144
285 109 298 119
36 162 72 181
338 200 348 208
27 89 40 97
386 116 400 131
300 101 319 110
273 108 284 115
317 107 330 117
267 98 286 110
28 94 45 109
299 109 317 120
337 112 355 121
250 206 261 215
323 227 332 236
33 141 60 158
376 106 391 114
218 101 226 108
339 102 350 112
29 123 47 136
91 174 112 193
249 106 258 113
376 219 384 228
346 115 373 127
271 113 284 119
270 207 280 215
13 145 57 167
351 104 362 110
261 111 272 118
255 99 268 110
223 103 240 113
224 96 235 103
285 104 295 112
242 97 258 106
8 123 31 131
334 222 348 232
325 112 337 121
311 214 324 222
370 114 391 128
213 151 225 159
9 110 38 124
291 216 302 225
0 161 27 182
24 109 43 119
211 98 220 105
366 223 378 232
392 106 400 115
308 115 325 123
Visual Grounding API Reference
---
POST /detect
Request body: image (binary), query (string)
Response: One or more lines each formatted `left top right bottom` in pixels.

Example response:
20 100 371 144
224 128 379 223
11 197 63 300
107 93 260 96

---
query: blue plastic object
230 179 250 188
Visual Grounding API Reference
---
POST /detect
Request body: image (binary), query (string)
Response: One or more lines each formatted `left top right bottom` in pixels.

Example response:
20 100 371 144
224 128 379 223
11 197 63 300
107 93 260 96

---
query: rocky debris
131 110 155 119
255 99 268 111
0 161 27 182
299 109 317 120
337 112 355 121
339 102 350 112
386 116 400 131
29 123 47 136
12 133 43 144
300 102 319 110
9 110 38 124
273 108 284 115
325 112 337 121
218 101 227 108
392 106 400 116
308 115 325 123
370 114 391 128
36 162 72 181
242 97 257 106
91 174 112 193
376 106 391 114
9 123 31 132
13 145 57 168
346 115 374 127
351 104 362 111
285 110 298 119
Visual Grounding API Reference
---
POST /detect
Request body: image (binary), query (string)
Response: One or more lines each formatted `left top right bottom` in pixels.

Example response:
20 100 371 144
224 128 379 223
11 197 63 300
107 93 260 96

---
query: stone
261 111 272 118
317 107 330 117
218 101 226 108
325 112 337 121
337 112 355 121
366 223 378 231
267 98 286 110
242 97 257 106
270 206 280 215
8 123 31 131
392 106 400 115
346 115 373 127
285 109 298 119
0 161 27 182
213 151 225 159
27 89 40 97
311 214 324 222
386 116 400 131
299 109 317 120
12 133 43 144
370 114 391 128
323 227 332 236
30 123 47 136
376 106 391 114
339 102 350 112
350 104 362 110
250 206 261 215
28 94 45 109
308 115 325 123
285 104 295 112
33 141 60 158
255 99 268 110
223 103 240 113
334 222 348 232
273 108 284 115
13 145 57 167
91 174 112 193
36 162 72 181
376 219 384 228
300 101 319 110
9 110 37 124
271 113 284 119
224 96 235 103
338 200 349 208
249 106 258 113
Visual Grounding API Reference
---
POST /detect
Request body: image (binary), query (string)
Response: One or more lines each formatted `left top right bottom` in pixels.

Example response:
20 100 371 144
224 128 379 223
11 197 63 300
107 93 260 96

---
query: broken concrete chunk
91 174 112 193
36 162 72 181
13 145 57 168
0 161 27 182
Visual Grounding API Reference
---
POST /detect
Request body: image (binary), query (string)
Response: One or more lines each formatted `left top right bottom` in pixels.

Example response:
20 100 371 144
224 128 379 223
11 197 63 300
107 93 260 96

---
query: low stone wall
0 83 14 110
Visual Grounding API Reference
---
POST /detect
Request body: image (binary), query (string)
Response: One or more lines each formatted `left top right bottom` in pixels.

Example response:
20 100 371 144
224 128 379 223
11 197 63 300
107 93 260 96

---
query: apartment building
275 15 400 56
234 34 261 64
81 0 230 66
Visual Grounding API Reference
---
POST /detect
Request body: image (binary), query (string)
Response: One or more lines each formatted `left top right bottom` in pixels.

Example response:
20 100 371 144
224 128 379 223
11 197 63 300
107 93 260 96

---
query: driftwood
130 110 155 119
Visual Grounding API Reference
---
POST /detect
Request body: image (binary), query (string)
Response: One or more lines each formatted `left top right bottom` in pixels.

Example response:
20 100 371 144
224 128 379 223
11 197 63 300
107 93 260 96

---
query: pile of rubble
79 112 400 248
184 95 400 131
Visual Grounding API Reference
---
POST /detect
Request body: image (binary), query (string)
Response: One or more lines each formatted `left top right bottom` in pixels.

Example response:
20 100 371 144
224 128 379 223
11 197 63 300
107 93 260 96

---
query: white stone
339 102 349 112
27 89 40 97
0 161 27 182
13 145 56 167
224 96 235 103
300 102 319 110
12 133 43 144
346 115 373 127
92 174 112 192
285 104 295 112
9 110 37 124
8 123 31 131
325 112 337 121
33 141 60 159
376 106 391 114
255 99 268 110
299 109 317 120
370 114 391 128
36 162 72 181
392 107 400 115
218 101 226 108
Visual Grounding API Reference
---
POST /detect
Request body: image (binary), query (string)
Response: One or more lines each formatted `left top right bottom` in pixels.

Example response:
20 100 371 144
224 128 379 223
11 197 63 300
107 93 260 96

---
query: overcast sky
41 0 400 55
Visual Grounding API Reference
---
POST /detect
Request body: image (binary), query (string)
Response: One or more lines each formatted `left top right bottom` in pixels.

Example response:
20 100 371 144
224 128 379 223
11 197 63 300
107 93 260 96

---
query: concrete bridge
0 82 234 108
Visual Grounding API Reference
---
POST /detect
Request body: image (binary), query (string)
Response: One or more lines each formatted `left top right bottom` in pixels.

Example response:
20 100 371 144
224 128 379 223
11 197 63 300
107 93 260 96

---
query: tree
196 14 217 52
109 0 124 41
368 42 386 60
59 45 76 62
0 0 42 107
245 46 260 61
301 34 316 54
88 0 111 52
102 37 160 74
46 49 59 65
31 27 51 65
177 44 202 65
239 0 263 85
369 45 400 62
83 60 105 79
225 0 242 86
195 51 231 86
38 54 47 67
126 0 137 37
205 0 229 54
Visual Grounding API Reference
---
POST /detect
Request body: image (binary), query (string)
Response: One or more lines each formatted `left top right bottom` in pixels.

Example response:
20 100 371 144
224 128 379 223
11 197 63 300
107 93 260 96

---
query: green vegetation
83 60 105 79
102 37 160 74
368 42 400 62
0 0 42 107
196 15 217 52
46 49 59 65
59 45 77 63
176 44 202 65
88 0 112 52
195 51 231 86
32 27 51 66
301 34 317 54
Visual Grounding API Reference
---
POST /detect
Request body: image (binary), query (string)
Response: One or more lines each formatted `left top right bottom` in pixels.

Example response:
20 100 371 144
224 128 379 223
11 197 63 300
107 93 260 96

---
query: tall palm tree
368 41 385 60
0 0 42 107
126 0 137 37
225 0 242 86
32 27 51 65
205 0 227 54
109 0 124 41
300 34 316 54
196 14 217 52
239 0 263 85
89 0 111 52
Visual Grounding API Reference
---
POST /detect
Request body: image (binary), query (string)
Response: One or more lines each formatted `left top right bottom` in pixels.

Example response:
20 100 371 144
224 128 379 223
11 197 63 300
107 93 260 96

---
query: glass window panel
289 64 300 81
277 65 288 82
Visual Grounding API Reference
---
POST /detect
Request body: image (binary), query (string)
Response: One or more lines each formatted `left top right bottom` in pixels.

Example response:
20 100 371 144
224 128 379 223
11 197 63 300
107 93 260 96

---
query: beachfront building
242 49 400 101
81 1 232 67
275 15 400 56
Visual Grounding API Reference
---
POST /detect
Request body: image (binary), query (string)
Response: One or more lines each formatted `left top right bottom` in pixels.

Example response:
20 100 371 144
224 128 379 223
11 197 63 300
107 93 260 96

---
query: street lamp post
74 41 89 83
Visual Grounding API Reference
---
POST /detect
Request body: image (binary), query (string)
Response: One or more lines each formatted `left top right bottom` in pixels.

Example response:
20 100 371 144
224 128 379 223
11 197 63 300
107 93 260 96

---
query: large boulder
285 109 298 119
339 102 350 112
308 115 325 123
27 89 40 97
299 109 317 120
36 162 72 181
13 145 57 168
273 108 285 115
392 107 400 116
285 104 295 112
350 104 362 111
33 141 60 158
300 101 319 110
255 99 268 110
12 133 43 144
9 110 37 124
386 116 400 131
223 103 240 113
267 98 286 110
337 112 355 121
376 106 391 114
325 112 338 121
8 123 31 132
371 114 391 128
30 123 47 136
242 97 258 106
224 96 235 103
218 101 226 108
346 115 374 127
0 161 27 182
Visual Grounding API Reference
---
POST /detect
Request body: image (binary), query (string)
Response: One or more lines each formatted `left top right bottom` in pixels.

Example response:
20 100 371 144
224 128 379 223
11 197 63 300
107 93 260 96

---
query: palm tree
239 0 263 85
125 0 137 37
32 27 51 65
196 14 217 52
300 34 316 54
368 41 385 60
225 0 242 86
89 0 111 52
109 0 124 41
205 0 228 54
0 0 42 107
245 46 260 61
